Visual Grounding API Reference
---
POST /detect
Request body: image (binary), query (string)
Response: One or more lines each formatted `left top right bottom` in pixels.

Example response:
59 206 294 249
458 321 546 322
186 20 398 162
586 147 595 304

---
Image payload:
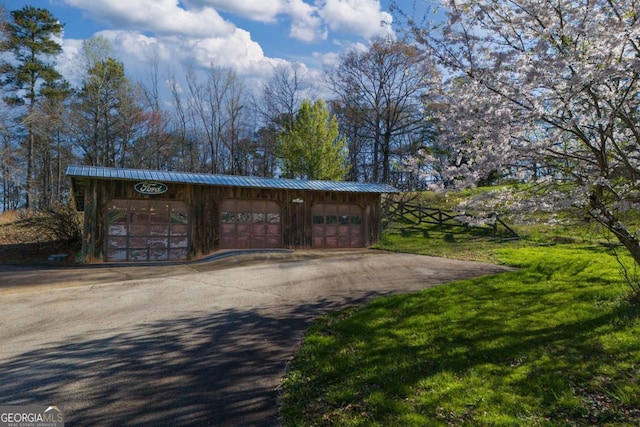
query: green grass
280 233 640 425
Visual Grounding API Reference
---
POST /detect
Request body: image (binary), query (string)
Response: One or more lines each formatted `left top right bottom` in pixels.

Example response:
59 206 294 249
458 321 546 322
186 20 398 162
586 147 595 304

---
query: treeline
0 5 438 211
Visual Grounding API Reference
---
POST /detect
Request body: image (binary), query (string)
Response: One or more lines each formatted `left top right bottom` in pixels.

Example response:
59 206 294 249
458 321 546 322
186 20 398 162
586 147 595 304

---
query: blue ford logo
134 181 168 195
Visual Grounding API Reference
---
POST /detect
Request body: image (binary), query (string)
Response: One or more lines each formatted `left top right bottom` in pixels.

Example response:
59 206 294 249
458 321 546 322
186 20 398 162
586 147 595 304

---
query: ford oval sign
134 181 168 195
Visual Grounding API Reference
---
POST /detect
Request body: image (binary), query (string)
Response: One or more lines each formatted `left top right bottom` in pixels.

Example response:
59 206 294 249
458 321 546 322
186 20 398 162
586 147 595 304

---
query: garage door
220 199 282 249
106 199 189 262
312 203 364 248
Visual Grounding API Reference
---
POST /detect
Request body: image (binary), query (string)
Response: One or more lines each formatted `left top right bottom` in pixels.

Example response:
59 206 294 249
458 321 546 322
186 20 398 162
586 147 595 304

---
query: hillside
0 210 80 264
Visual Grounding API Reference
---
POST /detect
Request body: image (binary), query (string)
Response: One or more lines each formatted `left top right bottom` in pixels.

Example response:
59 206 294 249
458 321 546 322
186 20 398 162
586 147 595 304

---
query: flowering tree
404 0 640 266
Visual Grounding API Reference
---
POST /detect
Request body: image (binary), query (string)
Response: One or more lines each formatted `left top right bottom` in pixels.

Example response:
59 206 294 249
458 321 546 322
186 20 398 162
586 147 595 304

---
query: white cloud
187 28 284 75
53 0 395 98
73 29 283 80
64 0 235 37
194 0 328 43
318 0 393 39
58 0 285 80
187 0 284 22
287 0 326 42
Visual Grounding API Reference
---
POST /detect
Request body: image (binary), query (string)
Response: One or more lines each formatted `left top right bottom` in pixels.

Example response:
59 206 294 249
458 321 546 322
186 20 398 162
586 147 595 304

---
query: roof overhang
67 166 400 210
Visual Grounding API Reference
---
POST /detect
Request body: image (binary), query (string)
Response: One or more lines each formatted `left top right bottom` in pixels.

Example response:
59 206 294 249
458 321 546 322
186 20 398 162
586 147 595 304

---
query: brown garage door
106 199 189 262
312 203 364 248
220 199 282 249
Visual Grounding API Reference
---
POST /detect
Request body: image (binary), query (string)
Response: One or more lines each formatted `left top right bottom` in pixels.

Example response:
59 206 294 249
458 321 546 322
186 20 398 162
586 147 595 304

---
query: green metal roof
67 166 400 193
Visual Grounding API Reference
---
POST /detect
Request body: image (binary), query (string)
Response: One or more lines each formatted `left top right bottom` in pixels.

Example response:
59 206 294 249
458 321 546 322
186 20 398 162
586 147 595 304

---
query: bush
23 203 82 247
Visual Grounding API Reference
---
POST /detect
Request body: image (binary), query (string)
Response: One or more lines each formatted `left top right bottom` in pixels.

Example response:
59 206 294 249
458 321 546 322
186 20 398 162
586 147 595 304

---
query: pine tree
1 6 67 208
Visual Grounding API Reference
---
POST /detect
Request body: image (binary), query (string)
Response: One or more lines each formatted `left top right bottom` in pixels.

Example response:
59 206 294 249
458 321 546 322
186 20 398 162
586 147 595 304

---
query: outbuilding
67 166 398 262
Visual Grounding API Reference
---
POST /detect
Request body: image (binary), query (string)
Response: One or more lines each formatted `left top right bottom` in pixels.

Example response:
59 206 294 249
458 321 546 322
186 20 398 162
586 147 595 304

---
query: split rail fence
386 201 519 240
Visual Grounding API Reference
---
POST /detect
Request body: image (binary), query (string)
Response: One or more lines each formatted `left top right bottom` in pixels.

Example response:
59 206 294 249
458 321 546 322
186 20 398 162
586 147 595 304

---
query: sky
6 0 403 95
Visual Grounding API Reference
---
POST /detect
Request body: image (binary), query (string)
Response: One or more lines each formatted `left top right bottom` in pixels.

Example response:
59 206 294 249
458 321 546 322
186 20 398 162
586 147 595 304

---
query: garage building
67 165 398 262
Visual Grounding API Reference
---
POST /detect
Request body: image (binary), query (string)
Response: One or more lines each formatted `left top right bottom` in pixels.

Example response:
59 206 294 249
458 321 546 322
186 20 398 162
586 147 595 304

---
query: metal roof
66 165 400 193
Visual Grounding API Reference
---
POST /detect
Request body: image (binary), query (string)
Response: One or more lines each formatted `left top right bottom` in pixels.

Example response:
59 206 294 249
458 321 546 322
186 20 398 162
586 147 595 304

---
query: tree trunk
590 195 640 266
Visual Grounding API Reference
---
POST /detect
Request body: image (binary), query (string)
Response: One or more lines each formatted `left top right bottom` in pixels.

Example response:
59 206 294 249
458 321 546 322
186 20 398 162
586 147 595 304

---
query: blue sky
7 0 401 92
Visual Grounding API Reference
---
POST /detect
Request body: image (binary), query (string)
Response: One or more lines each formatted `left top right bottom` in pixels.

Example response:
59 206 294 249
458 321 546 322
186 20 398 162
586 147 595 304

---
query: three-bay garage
67 166 398 263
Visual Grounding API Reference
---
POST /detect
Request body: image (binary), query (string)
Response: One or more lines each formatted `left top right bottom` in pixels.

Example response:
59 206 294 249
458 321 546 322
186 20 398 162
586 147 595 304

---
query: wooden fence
386 201 519 239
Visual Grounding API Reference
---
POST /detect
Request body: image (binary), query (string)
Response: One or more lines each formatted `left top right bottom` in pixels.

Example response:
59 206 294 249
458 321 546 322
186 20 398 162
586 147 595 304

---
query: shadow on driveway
0 250 513 426
0 294 383 426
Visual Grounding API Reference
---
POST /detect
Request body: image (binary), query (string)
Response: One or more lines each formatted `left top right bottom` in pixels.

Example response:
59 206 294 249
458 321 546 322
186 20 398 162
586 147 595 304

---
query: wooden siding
76 178 384 262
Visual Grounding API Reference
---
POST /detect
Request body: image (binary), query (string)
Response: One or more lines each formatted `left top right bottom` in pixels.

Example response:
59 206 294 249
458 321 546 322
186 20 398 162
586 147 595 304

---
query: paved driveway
0 250 511 426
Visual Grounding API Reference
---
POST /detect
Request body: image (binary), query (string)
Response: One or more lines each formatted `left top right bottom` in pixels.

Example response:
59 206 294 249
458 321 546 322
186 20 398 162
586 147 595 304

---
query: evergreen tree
0 6 67 208
277 99 349 181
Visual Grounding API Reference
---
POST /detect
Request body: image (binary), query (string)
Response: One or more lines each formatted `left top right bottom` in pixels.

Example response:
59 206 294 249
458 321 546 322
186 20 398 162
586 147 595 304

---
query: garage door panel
170 236 188 248
108 249 127 261
149 249 168 261
129 249 148 261
220 200 282 249
266 224 280 234
170 248 188 259
171 225 188 235
108 236 127 249
131 213 151 223
109 212 128 223
130 225 149 235
252 236 266 248
105 200 189 262
252 224 266 234
150 225 169 236
324 225 337 236
148 237 168 249
109 225 127 236
325 236 339 248
266 236 282 247
236 236 251 249
220 235 236 247
312 203 364 249
129 237 148 247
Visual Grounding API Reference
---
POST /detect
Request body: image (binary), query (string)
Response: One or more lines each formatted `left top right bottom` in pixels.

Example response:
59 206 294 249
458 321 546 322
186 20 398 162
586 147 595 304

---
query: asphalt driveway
0 249 511 426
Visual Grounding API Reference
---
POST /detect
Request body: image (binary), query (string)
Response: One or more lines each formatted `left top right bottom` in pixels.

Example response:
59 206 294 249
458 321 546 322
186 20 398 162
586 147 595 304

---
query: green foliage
282 190 640 425
1 5 66 104
277 99 349 180
280 246 640 426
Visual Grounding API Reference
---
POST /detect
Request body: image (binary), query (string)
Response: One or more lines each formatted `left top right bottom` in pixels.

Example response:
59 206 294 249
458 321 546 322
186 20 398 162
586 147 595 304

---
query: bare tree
252 63 308 177
167 74 199 171
327 39 435 184
137 50 178 170
223 76 251 174
185 65 236 173
70 55 141 167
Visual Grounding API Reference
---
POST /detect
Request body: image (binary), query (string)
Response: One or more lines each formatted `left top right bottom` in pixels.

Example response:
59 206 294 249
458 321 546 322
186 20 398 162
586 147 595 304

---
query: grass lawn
279 221 640 425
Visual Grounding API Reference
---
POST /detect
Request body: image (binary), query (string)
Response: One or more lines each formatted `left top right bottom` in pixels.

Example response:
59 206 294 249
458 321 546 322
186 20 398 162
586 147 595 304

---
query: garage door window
106 200 189 262
312 203 364 248
220 200 282 249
